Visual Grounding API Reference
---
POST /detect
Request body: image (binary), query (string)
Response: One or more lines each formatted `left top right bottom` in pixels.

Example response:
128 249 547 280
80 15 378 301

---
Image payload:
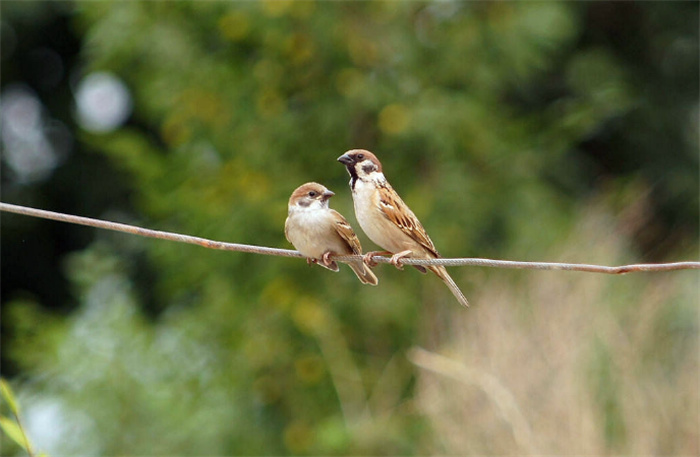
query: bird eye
308 191 317 197
357 153 365 160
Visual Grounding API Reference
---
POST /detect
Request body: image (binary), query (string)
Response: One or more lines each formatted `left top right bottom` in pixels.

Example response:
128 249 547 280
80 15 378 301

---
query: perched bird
337 149 469 306
285 182 378 285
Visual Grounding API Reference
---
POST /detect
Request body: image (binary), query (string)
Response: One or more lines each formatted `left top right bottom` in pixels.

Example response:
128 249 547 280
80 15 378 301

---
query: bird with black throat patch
285 182 378 285
337 150 469 306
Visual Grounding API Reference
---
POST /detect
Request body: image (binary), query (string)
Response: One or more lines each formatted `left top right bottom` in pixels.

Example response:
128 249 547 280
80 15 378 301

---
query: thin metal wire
334 256 700 273
2 202 699 274
0 202 304 258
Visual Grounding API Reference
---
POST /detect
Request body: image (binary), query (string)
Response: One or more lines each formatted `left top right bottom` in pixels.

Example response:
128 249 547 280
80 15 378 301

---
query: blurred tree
1 1 697 455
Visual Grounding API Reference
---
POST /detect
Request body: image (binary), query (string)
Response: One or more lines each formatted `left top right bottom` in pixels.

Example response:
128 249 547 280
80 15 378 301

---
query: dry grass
414 204 699 454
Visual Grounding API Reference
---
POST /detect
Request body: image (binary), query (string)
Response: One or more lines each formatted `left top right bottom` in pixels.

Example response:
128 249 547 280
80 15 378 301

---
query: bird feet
307 253 335 268
389 250 413 270
321 251 335 269
362 251 391 267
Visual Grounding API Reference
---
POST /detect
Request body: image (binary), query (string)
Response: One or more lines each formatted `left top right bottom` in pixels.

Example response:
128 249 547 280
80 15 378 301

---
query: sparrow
337 149 469 307
285 182 379 286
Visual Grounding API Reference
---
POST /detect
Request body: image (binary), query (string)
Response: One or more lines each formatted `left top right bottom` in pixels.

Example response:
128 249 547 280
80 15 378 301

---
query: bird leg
389 250 413 270
362 251 392 267
307 257 317 266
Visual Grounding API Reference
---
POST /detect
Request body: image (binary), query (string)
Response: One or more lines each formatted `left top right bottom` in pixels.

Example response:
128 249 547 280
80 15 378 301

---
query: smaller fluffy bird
285 182 378 285
337 149 469 306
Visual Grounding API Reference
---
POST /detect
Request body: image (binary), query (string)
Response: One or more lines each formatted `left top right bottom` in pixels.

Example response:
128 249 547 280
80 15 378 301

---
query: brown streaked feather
331 209 363 255
331 210 379 285
375 183 440 258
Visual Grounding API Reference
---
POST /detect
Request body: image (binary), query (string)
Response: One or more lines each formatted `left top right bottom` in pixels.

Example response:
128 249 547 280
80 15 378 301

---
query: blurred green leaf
0 416 27 451
0 379 19 416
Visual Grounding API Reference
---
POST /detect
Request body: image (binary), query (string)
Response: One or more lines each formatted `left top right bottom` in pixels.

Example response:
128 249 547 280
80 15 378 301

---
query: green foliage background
1 1 698 455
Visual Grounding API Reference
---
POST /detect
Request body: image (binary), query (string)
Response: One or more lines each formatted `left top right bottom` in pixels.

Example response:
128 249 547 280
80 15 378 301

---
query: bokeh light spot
218 11 250 42
75 72 132 133
283 421 313 453
1 85 61 182
292 299 328 335
261 0 293 17
379 103 411 135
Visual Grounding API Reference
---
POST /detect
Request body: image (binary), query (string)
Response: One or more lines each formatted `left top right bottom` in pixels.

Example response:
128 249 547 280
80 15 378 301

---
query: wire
2 202 699 274
1 202 304 258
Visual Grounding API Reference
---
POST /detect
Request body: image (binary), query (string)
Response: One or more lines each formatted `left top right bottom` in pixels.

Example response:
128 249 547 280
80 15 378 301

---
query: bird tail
429 265 469 307
348 261 379 286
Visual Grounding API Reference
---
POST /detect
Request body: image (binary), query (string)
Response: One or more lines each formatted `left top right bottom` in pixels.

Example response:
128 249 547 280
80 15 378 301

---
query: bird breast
286 208 348 259
352 179 415 254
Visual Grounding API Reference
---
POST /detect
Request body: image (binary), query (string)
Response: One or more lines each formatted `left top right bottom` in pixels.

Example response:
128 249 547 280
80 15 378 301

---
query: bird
285 182 378 286
337 149 469 306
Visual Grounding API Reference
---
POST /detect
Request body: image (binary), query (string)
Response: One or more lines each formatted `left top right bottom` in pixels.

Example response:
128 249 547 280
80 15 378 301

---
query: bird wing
331 210 363 255
375 183 440 258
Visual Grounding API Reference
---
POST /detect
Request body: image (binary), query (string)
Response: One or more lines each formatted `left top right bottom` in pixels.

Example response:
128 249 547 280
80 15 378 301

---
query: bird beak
322 190 335 201
337 153 353 166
